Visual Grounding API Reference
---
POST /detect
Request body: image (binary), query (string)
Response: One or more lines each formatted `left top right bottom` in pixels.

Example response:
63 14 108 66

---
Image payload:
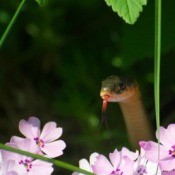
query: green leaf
35 0 48 6
105 0 147 24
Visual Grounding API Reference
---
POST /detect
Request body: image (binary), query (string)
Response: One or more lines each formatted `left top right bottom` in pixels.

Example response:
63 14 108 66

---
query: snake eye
118 81 126 90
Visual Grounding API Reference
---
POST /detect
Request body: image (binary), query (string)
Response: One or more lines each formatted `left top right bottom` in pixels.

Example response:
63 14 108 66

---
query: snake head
100 75 138 102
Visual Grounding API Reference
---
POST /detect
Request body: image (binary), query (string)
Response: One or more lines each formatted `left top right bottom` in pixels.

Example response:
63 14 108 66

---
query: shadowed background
0 0 175 174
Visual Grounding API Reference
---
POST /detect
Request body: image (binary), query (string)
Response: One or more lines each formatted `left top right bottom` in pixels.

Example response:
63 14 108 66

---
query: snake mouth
100 89 126 102
101 94 110 101
100 90 115 102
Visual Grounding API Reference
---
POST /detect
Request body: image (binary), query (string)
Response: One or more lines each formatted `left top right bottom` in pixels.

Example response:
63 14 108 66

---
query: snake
100 75 154 149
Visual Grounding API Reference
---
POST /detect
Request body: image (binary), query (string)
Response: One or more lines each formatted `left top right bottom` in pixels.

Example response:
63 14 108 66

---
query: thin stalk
0 143 95 175
154 0 161 161
0 0 27 49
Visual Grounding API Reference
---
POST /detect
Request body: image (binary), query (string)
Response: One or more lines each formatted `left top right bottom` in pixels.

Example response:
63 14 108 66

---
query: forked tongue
96 95 109 132
102 95 109 120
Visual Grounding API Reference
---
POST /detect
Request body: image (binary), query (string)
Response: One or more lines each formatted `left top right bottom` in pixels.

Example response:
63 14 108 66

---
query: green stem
154 0 161 130
154 0 161 161
0 0 27 49
0 143 95 175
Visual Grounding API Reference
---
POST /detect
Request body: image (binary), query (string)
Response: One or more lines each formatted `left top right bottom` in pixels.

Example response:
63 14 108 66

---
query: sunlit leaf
105 0 147 24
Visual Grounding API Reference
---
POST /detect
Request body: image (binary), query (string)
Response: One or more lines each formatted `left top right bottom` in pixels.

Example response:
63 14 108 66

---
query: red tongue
102 95 109 118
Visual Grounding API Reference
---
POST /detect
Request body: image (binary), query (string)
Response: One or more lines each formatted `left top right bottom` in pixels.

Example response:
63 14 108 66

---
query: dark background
0 0 175 174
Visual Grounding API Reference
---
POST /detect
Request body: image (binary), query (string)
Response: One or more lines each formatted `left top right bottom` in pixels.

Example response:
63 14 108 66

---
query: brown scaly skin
100 75 154 150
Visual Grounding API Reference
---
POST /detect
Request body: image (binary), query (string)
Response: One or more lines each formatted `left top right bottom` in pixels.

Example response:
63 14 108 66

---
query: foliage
105 0 147 24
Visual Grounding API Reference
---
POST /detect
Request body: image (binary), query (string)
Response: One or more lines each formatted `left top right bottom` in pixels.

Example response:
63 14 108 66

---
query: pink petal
139 141 168 162
121 156 134 175
109 149 120 168
30 160 53 175
28 117 41 126
162 169 175 175
1 142 22 161
0 150 2 162
146 161 160 174
40 122 63 142
6 172 18 175
72 172 79 175
72 158 93 175
79 159 92 171
1 160 16 173
92 155 113 174
17 138 39 154
89 152 99 165
159 158 175 171
157 125 175 149
10 136 24 143
2 138 39 161
121 147 138 160
41 140 66 158
19 117 40 139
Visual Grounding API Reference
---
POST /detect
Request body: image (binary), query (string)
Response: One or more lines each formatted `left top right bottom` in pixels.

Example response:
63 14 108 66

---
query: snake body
100 75 154 149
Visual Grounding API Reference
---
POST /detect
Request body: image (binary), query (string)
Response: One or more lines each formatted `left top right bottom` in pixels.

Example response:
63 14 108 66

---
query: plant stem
0 143 95 175
154 0 161 161
154 0 161 131
0 0 27 49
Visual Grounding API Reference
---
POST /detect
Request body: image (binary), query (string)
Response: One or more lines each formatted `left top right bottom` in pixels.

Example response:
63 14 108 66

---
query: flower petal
1 160 15 173
1 142 23 161
159 158 175 171
19 117 40 139
121 147 138 160
40 122 63 142
121 156 134 175
72 172 79 175
89 152 99 165
146 161 161 174
72 153 99 175
162 169 175 175
157 125 175 149
41 140 66 158
109 149 120 168
79 159 92 172
2 138 39 161
17 138 39 154
92 154 113 175
156 124 175 149
139 141 168 162
28 117 41 127
31 160 53 175
10 136 24 143
72 157 95 175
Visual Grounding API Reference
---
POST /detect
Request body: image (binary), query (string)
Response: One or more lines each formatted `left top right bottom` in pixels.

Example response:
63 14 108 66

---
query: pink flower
18 117 66 158
72 153 99 175
92 148 138 175
0 160 19 175
140 124 175 171
1 138 53 175
162 170 175 175
0 151 19 175
134 148 161 175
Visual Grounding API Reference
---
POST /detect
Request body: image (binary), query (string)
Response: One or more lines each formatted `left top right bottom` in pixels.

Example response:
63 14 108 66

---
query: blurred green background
0 0 175 174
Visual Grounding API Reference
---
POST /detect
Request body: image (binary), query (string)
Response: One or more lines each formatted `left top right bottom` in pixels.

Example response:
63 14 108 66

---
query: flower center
110 168 123 175
136 165 147 175
19 159 32 172
34 137 45 148
169 145 175 157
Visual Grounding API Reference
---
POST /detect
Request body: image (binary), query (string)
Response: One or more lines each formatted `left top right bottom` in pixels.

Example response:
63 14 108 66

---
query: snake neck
119 88 154 150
